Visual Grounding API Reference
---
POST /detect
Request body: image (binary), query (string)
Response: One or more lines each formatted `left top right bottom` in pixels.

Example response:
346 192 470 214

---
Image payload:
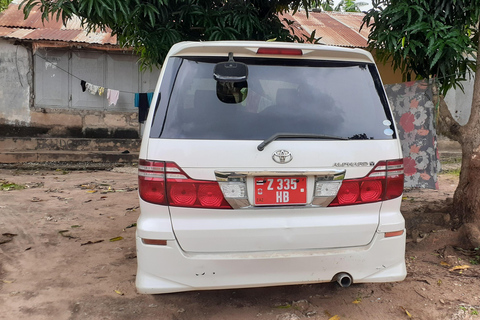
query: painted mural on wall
385 80 440 189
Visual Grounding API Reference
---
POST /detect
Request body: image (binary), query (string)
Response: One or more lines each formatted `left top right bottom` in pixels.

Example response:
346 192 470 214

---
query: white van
136 41 406 294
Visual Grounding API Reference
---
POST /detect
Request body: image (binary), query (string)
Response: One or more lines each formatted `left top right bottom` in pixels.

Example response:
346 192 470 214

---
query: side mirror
213 53 248 82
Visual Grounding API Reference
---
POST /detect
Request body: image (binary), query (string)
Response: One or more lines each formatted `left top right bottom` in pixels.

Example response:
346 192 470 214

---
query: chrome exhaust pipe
335 272 353 288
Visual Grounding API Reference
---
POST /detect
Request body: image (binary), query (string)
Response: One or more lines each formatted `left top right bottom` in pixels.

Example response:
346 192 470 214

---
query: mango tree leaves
20 0 325 68
362 0 480 95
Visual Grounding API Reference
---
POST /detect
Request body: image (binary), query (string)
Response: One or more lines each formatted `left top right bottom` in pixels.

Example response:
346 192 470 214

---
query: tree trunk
453 37 480 224
453 137 480 225
438 38 480 247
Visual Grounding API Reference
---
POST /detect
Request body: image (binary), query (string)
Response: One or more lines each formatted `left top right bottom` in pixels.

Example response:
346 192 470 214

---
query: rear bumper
136 231 406 294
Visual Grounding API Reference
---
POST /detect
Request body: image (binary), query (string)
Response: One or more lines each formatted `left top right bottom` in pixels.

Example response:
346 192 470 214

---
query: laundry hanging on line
134 92 154 107
80 79 118 106
107 89 120 106
86 83 100 95
134 92 154 123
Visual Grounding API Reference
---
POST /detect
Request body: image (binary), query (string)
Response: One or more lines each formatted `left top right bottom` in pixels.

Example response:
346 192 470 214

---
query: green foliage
20 0 324 68
335 0 368 12
0 180 25 191
0 0 12 12
362 0 480 95
310 0 334 11
473 248 480 265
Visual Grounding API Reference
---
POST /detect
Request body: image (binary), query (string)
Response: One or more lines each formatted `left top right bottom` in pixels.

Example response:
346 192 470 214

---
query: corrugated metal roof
0 3 117 46
0 4 368 48
280 11 370 48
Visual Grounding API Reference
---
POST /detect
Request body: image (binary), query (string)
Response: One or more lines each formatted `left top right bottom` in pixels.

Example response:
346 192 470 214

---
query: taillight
336 181 360 205
198 184 224 207
169 182 196 206
138 160 232 209
361 180 383 202
329 159 404 206
256 48 303 55
138 160 167 205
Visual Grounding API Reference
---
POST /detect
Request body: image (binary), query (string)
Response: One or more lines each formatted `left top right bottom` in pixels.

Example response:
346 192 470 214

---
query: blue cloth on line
134 93 139 108
134 92 153 108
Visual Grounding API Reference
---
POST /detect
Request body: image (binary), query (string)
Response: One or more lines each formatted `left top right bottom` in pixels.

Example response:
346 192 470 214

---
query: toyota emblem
272 150 292 164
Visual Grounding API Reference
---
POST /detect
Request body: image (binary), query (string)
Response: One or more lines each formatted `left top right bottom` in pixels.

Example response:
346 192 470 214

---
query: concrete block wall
0 39 32 127
2 107 141 138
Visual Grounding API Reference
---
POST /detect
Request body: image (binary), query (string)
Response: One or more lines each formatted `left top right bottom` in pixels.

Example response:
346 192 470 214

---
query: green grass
441 158 461 165
442 168 461 176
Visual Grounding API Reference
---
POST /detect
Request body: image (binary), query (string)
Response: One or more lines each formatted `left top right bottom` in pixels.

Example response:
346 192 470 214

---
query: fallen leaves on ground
54 196 72 201
2 233 18 237
0 233 18 245
449 265 470 272
25 182 44 188
76 182 136 193
1 279 15 284
400 306 413 318
58 230 76 239
0 180 25 191
55 169 69 175
109 236 123 242
0 238 13 245
44 188 64 193
81 240 104 246
114 289 124 296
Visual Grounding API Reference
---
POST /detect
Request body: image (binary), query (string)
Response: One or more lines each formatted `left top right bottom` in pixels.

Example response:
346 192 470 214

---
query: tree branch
432 84 462 142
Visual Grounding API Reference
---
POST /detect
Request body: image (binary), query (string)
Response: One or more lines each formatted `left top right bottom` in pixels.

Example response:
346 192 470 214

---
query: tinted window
151 57 395 140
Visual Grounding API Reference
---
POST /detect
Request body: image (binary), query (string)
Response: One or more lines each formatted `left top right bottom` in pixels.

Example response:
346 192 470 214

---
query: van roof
168 41 375 64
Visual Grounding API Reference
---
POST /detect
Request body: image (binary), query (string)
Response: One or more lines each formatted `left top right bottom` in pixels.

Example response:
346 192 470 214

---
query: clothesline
34 53 149 94
35 53 153 122
80 79 152 121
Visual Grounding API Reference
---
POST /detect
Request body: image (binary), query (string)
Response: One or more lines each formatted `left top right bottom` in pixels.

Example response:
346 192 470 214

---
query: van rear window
150 57 395 140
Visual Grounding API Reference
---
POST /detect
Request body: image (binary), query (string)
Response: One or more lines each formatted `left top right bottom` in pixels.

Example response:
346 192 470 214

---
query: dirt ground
1 166 479 320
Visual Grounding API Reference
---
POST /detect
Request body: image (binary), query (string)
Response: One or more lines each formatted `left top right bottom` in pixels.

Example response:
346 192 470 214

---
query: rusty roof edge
0 3 118 46
0 28 121 47
0 24 36 30
30 40 132 52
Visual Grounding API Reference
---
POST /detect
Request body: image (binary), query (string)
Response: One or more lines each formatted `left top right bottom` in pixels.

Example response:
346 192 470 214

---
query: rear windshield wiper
257 133 349 151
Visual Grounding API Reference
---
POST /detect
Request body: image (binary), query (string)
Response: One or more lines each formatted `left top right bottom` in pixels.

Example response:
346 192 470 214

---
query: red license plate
254 177 307 205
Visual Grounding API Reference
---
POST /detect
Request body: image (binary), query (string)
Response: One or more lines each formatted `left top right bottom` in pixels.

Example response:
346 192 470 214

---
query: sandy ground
0 167 479 320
